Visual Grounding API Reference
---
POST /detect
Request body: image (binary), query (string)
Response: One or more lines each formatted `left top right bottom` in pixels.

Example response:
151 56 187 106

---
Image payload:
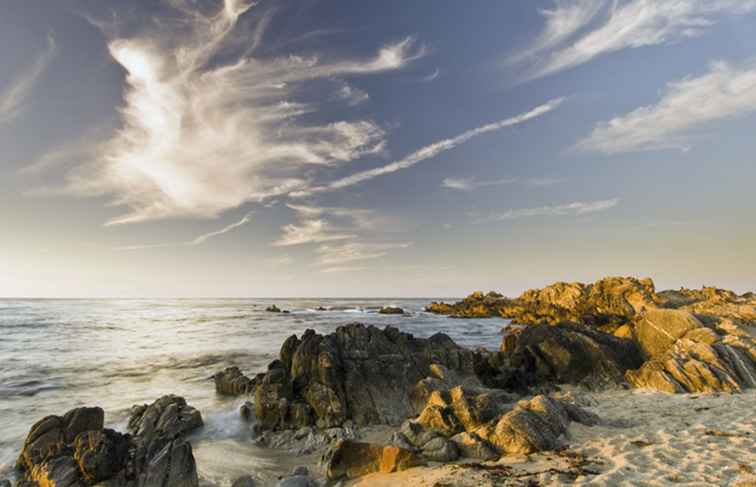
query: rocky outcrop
500 323 644 387
626 334 756 393
253 324 486 431
214 366 256 396
395 392 599 459
428 277 661 331
378 306 405 315
15 396 202 487
633 309 705 358
426 291 506 318
320 440 423 481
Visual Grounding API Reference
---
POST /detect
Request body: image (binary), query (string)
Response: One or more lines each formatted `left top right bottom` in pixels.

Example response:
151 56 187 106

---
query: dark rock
215 367 256 396
232 475 256 487
320 440 423 481
253 324 482 431
266 305 283 313
240 401 254 422
15 396 202 487
420 437 458 462
449 432 497 460
276 475 315 487
378 306 405 315
426 291 505 318
73 429 130 484
0 480 10 487
500 323 644 387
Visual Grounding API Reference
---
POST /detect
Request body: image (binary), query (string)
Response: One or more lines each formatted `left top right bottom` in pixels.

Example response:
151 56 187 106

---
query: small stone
232 475 256 487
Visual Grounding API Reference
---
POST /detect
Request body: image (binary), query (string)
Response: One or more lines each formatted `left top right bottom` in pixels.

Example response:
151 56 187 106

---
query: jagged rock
255 423 357 454
500 323 644 387
232 475 256 487
128 395 203 487
17 407 104 473
15 396 202 487
626 337 756 393
379 306 405 315
449 432 498 460
416 386 512 436
634 309 704 358
73 430 130 484
214 367 256 395
253 324 481 431
408 392 598 458
320 440 423 480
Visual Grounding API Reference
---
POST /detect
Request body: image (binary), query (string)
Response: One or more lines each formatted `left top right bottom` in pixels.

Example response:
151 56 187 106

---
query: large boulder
253 324 482 431
320 440 423 481
15 397 202 487
634 309 704 358
426 291 507 318
500 323 644 387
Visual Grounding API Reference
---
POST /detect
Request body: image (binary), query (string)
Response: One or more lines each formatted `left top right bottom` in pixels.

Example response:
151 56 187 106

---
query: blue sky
1 0 755 297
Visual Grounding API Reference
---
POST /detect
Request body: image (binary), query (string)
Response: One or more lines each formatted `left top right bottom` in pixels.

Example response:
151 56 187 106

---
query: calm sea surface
0 298 508 485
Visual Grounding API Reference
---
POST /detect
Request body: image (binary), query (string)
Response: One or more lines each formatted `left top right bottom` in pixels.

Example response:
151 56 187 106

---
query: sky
1 0 755 298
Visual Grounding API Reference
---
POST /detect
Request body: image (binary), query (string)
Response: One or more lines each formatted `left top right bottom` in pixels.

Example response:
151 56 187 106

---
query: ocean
0 298 508 485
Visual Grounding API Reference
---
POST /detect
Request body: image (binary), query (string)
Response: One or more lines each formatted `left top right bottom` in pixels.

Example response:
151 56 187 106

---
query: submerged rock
320 440 423 481
253 324 483 431
378 306 405 315
15 396 202 487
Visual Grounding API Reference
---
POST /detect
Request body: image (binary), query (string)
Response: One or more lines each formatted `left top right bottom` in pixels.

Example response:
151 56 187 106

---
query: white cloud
293 98 565 197
477 198 619 222
420 68 440 82
316 242 412 266
515 0 756 80
273 220 354 247
43 1 424 225
116 212 253 250
577 60 756 154
0 35 56 124
441 176 561 191
336 83 369 106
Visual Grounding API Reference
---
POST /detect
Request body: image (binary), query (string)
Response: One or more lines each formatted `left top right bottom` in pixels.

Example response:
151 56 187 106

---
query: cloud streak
476 198 619 222
47 1 424 225
577 59 756 154
515 0 756 80
442 176 562 191
0 35 56 124
116 212 253 250
293 98 565 197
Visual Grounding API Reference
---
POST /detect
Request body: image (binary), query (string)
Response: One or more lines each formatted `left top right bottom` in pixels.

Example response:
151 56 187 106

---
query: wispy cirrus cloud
0 35 56 124
272 219 354 247
420 68 440 82
577 60 756 154
316 242 412 266
475 198 619 222
293 98 565 197
442 176 563 191
116 212 253 250
38 1 424 225
335 82 370 106
514 0 756 80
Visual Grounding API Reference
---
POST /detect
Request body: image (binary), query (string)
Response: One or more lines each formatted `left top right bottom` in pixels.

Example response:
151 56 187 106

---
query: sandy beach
350 388 756 487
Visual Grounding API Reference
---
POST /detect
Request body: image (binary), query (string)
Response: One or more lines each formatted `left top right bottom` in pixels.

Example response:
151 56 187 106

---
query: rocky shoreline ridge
6 276 756 486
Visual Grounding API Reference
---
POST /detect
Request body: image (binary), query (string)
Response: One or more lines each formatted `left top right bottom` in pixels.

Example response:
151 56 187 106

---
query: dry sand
349 389 756 487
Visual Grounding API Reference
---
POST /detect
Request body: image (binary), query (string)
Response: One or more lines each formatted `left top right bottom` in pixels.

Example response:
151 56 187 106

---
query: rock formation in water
15 395 202 487
253 324 494 431
378 306 405 315
214 366 256 395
